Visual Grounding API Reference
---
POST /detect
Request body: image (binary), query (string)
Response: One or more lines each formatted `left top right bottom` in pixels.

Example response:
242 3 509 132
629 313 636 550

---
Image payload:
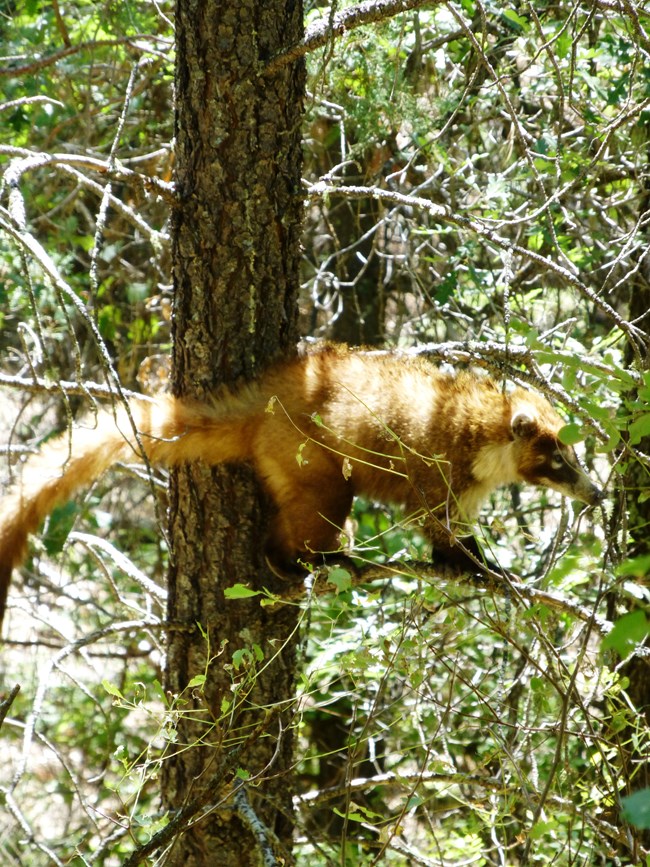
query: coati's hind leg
262 477 354 577
251 425 356 576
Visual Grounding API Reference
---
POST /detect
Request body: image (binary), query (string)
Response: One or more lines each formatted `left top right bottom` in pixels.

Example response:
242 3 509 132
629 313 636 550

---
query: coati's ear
511 410 538 439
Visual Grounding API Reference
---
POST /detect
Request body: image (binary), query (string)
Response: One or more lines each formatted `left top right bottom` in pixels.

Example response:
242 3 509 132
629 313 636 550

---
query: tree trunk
610 176 650 856
161 1 305 863
619 278 650 852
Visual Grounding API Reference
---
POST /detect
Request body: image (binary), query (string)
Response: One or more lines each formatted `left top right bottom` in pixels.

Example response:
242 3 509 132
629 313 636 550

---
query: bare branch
305 180 649 356
0 35 172 78
264 0 437 76
0 371 145 402
0 146 175 203
234 787 284 867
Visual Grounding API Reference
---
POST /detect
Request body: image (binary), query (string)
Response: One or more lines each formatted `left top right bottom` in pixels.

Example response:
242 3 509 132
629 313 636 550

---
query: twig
89 58 152 294
0 96 65 113
12 618 162 793
0 147 175 203
121 709 283 866
70 533 168 603
1 788 65 865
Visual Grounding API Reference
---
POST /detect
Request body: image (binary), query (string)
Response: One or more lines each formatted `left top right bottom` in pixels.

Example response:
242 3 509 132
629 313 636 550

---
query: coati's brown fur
0 345 602 625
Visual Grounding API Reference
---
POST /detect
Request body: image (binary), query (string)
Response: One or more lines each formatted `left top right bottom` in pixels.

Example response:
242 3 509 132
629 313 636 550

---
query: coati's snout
556 466 604 507
511 410 604 507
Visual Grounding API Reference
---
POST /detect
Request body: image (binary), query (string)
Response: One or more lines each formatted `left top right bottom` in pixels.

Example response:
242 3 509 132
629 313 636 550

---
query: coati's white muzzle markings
508 408 603 507
0 344 603 627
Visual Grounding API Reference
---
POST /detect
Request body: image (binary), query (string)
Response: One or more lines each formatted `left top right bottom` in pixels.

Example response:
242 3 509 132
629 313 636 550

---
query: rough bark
619 278 650 853
161 1 305 863
610 180 650 856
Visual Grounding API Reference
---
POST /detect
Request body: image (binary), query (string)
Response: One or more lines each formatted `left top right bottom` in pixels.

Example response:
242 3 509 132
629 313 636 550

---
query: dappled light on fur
0 345 602 627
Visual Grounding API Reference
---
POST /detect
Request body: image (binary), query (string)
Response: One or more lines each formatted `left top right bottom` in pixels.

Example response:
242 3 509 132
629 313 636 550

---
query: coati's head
510 391 603 507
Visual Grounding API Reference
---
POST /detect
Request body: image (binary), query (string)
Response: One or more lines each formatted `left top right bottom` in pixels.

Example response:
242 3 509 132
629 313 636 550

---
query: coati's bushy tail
0 393 253 626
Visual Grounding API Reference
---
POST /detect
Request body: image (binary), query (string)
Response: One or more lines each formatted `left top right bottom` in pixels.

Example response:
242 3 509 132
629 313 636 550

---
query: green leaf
102 680 124 700
333 807 366 823
43 501 78 555
530 819 557 839
327 567 352 593
502 9 529 31
296 440 309 466
333 802 383 823
558 423 584 445
224 584 261 599
596 425 621 453
629 413 650 445
602 611 650 659
434 272 456 304
622 788 650 829
187 674 206 689
616 555 650 578
232 648 253 670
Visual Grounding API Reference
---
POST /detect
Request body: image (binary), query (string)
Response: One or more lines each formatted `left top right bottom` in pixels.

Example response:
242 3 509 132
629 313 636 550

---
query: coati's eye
550 451 565 470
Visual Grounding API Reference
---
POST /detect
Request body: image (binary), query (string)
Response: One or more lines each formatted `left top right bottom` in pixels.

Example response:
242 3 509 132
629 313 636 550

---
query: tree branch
264 0 437 76
234 787 283 867
0 35 171 78
295 558 614 637
305 180 649 356
0 146 175 204
0 371 145 403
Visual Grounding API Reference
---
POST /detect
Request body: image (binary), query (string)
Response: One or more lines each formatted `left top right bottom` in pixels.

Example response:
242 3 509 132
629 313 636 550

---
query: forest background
1 0 650 865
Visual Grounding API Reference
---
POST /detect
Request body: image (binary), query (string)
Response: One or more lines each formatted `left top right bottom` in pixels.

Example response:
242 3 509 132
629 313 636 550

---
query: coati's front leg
429 530 503 575
424 512 506 576
400 481 496 576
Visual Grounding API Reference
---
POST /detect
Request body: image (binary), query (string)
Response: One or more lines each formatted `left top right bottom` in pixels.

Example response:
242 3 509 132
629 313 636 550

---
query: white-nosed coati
0 344 602 626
